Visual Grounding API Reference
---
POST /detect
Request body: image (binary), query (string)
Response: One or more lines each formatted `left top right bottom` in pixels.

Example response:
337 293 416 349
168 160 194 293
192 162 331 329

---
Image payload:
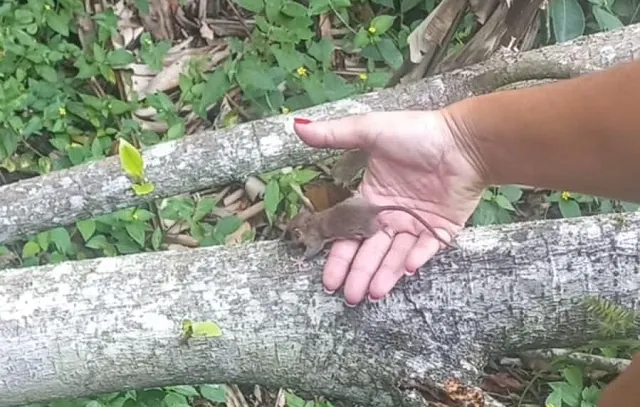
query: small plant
471 185 522 226
545 365 600 407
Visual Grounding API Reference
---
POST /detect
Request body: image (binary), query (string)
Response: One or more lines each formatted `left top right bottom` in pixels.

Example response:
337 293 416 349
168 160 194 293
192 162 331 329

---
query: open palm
294 110 485 306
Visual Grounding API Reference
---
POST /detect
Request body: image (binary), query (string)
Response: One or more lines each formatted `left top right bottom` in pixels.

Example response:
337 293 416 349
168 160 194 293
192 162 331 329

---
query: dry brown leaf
480 372 522 394
303 181 352 212
244 175 266 201
128 40 230 99
406 0 467 63
237 201 265 221
200 21 216 41
113 0 144 48
139 0 179 41
165 234 200 247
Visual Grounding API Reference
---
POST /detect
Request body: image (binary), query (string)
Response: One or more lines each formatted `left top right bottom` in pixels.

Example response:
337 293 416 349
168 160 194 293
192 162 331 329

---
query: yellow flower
359 72 368 81
561 191 572 201
58 107 66 116
281 106 290 114
296 66 308 77
44 4 51 11
368 26 376 34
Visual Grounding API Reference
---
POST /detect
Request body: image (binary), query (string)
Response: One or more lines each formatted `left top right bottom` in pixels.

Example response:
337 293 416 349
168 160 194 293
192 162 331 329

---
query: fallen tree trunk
1 24 640 246
1 211 639 407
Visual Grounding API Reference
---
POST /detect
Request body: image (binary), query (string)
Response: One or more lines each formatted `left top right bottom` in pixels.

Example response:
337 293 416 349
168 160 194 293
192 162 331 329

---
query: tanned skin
441 59 640 407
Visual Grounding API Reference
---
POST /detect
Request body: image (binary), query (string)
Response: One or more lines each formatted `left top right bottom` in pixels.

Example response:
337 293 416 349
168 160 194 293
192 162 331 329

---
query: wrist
439 97 494 189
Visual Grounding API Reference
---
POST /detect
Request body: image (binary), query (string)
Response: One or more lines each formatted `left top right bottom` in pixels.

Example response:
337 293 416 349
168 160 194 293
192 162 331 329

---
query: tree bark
1 210 639 407
1 24 640 246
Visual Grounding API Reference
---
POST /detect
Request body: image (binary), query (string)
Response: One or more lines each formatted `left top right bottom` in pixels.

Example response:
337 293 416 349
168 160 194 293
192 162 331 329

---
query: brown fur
284 196 456 259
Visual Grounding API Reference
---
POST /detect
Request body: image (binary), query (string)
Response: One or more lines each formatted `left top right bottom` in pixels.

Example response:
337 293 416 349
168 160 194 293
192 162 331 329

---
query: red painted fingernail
294 117 312 124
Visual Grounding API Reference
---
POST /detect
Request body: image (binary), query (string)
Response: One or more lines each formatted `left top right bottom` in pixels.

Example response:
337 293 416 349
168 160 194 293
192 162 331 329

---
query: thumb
293 113 381 150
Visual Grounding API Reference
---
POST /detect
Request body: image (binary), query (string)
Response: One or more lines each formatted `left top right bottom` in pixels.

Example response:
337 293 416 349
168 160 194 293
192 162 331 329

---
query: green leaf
14 8 34 24
86 235 108 249
84 401 104 407
307 38 334 67
494 195 516 211
125 221 146 247
68 145 87 165
370 15 395 35
37 231 51 251
264 178 282 221
162 393 190 407
545 390 563 407
237 60 278 91
401 0 422 12
270 44 306 72
591 6 624 30
109 99 131 115
471 201 498 226
191 320 222 337
132 182 155 195
581 385 600 403
291 169 320 185
322 71 356 101
621 201 640 212
498 185 523 202
170 385 200 397
353 27 370 48
46 12 70 36
107 49 135 66
133 0 150 14
118 138 145 180
50 227 72 254
35 64 58 82
559 199 581 218
233 0 265 13
76 219 97 241
563 365 583 389
199 68 231 110
193 198 216 222
166 121 185 140
213 216 243 242
376 38 403 69
548 381 581 407
281 1 308 16
151 227 163 250
550 0 585 42
308 0 331 14
22 241 41 258
200 384 226 403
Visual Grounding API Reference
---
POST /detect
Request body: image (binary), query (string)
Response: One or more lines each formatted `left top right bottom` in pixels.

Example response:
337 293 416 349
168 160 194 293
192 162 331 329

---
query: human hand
293 110 486 305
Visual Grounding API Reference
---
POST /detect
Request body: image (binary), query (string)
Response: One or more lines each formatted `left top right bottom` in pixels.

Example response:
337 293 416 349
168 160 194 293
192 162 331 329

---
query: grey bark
1 211 640 407
2 24 640 245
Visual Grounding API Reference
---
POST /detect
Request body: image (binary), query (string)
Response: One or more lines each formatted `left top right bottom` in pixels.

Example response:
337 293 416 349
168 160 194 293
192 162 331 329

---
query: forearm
442 59 640 203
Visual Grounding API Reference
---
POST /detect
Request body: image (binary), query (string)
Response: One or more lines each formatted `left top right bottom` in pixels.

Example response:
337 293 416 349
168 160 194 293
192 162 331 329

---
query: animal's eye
292 229 302 239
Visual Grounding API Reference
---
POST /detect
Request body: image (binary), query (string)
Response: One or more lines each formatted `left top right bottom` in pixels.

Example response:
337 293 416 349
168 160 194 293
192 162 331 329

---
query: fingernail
294 117 312 124
367 294 381 303
323 286 335 294
404 268 416 276
344 298 357 307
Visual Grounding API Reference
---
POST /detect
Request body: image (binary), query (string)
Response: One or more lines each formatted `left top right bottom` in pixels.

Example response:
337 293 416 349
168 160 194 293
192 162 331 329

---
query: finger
341 230 394 306
367 233 417 301
404 230 442 273
322 239 361 293
293 112 404 150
